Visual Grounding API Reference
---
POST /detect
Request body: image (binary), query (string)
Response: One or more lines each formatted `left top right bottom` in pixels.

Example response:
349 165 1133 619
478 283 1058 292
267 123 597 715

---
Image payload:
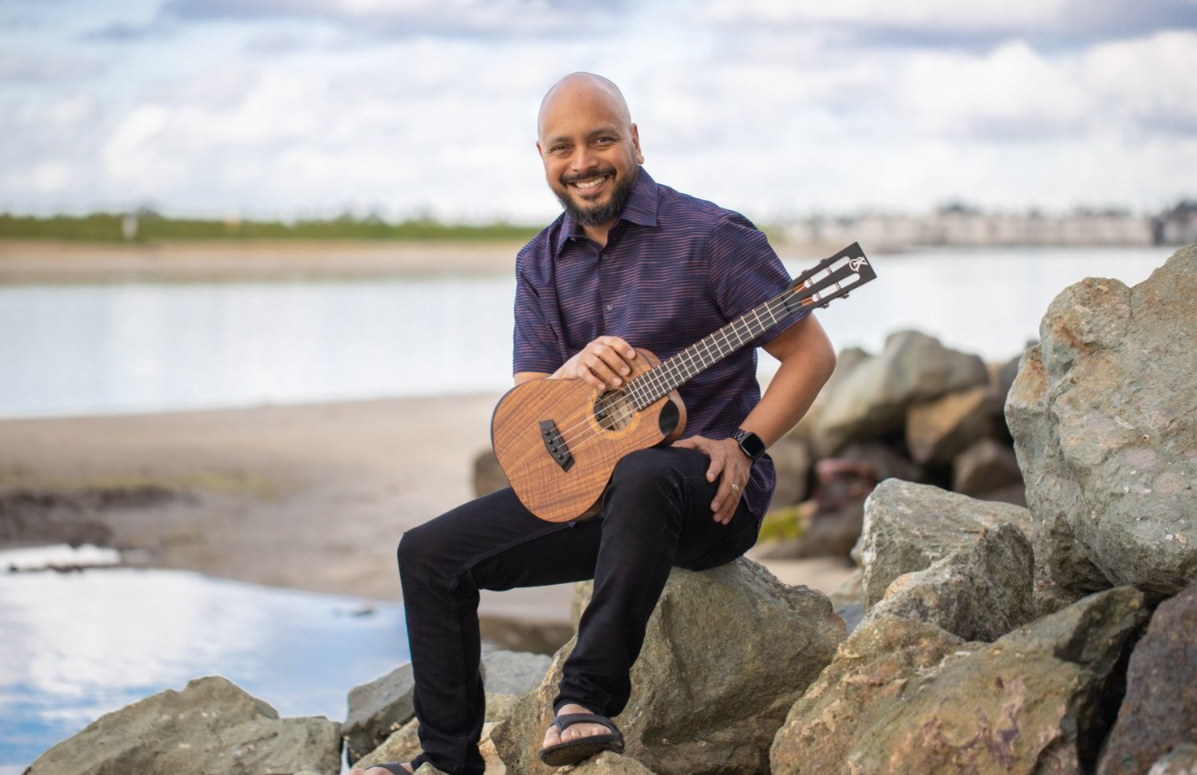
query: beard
553 164 640 228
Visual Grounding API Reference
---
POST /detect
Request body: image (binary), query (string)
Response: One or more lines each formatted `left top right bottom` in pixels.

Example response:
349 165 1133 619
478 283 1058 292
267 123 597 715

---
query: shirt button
605 304 614 312
599 253 608 261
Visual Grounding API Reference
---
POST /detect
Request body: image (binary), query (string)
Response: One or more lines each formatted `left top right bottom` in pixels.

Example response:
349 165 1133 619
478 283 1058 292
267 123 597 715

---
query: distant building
1154 201 1197 245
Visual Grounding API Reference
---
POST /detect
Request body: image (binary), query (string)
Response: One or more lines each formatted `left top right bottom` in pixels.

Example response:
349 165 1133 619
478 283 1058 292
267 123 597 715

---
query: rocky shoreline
22 245 1197 775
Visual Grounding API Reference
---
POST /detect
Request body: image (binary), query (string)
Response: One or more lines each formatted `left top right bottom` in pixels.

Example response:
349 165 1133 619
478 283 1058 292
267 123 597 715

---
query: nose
568 144 599 175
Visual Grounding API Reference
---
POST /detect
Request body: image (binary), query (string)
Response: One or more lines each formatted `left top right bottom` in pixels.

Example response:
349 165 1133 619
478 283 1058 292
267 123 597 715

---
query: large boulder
26 676 342 775
344 651 547 764
953 437 1023 497
771 587 1148 775
494 558 845 775
1145 745 1197 775
812 331 989 456
1097 579 1197 775
353 718 505 775
1007 246 1197 603
858 479 1032 609
905 386 1003 465
867 521 1034 641
769 434 813 507
344 664 416 763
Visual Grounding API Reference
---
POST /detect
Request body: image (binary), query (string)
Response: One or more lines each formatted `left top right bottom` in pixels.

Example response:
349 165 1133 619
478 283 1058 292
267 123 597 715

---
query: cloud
700 0 1197 49
0 50 104 83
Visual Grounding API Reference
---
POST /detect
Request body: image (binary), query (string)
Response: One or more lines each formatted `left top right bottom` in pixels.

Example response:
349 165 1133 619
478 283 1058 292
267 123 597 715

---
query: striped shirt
512 167 809 526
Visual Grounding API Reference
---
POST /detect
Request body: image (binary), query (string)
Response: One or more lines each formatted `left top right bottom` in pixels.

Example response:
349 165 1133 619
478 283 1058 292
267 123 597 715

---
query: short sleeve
707 214 809 349
512 253 563 375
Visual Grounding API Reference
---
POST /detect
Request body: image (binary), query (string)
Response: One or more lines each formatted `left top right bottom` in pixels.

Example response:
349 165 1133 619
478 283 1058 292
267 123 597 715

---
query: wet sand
0 391 854 637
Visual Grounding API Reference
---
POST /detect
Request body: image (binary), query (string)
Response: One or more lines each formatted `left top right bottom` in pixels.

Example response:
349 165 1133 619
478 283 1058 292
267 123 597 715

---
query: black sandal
538 712 626 766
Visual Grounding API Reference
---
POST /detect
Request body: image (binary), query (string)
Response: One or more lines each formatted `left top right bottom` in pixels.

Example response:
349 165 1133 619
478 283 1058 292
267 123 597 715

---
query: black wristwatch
729 428 766 464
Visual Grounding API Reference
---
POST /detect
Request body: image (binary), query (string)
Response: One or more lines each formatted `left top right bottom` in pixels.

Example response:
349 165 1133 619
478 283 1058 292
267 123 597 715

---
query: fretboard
625 290 798 410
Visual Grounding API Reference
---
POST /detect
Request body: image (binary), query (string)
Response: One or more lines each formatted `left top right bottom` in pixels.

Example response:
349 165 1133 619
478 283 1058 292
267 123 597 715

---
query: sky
1 0 1196 223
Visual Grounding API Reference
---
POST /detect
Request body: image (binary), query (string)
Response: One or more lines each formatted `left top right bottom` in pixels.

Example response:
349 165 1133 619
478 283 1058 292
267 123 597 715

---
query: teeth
574 176 607 189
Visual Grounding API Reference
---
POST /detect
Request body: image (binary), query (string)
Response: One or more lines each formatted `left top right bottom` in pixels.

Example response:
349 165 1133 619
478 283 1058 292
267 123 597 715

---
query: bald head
537 72 632 143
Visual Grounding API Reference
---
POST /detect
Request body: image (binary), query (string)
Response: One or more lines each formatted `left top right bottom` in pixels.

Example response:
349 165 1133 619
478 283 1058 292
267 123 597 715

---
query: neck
580 218 617 247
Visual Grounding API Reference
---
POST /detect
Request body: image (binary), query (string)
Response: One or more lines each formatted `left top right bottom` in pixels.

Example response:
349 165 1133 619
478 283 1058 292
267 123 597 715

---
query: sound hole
593 390 634 431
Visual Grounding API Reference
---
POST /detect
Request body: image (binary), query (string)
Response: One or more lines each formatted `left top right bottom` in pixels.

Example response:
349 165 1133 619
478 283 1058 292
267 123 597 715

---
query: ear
535 139 544 159
631 124 644 164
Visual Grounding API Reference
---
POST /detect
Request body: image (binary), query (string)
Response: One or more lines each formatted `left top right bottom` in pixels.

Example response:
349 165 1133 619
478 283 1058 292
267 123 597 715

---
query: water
0 246 1174 418
0 546 409 773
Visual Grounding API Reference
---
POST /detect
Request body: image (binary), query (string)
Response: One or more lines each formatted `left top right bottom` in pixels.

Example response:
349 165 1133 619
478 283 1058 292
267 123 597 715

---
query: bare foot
541 703 610 749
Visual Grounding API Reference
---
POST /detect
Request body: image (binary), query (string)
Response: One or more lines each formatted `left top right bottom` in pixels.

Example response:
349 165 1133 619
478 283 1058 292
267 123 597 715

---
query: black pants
396 445 762 775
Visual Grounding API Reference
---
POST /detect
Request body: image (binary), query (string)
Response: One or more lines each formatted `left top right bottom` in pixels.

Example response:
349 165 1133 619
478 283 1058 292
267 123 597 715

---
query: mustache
561 168 616 184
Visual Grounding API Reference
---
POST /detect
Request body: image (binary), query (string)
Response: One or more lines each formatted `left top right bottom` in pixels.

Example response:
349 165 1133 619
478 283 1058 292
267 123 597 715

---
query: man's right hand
553 335 638 391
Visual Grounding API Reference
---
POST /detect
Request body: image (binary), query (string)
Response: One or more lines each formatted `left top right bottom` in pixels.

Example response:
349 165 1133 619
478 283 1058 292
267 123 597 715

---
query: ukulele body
490 347 688 522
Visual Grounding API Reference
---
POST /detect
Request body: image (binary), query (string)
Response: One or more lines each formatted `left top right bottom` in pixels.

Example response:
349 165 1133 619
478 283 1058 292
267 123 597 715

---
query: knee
397 524 428 574
610 448 684 498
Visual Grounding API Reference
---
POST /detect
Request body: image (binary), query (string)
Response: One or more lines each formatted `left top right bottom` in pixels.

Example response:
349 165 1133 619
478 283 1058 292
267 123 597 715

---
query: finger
706 454 725 483
593 343 633 383
601 336 638 365
583 351 621 389
710 472 733 514
717 482 742 524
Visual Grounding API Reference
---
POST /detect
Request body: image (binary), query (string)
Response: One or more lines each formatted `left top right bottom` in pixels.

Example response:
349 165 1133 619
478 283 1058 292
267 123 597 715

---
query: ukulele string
552 292 802 449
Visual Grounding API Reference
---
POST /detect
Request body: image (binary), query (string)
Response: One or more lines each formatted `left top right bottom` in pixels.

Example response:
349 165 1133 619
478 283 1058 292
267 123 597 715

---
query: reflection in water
0 560 409 772
0 247 1174 418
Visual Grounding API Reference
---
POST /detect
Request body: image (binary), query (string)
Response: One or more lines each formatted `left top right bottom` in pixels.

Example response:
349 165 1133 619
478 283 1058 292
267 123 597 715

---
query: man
357 72 836 775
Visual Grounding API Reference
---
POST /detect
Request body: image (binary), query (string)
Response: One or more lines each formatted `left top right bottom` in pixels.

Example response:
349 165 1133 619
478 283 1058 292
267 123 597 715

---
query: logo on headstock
847 256 869 272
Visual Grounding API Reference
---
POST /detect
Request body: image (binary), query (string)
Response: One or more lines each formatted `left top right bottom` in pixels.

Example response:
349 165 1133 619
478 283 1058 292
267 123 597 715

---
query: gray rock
858 479 1033 609
789 346 873 442
769 434 813 507
473 449 509 498
828 567 863 606
771 587 1148 775
343 664 416 764
953 437 1023 496
495 558 845 775
812 330 989 456
867 522 1035 641
1098 578 1197 775
26 676 342 775
570 751 660 774
481 650 552 696
354 718 504 775
1146 745 1197 775
906 386 1003 465
1007 246 1197 602
839 442 926 483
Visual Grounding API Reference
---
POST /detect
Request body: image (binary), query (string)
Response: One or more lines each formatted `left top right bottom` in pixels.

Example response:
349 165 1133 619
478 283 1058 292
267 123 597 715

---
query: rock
570 751 659 774
355 719 504 775
859 479 1033 609
828 567 863 606
812 331 989 456
953 437 1023 496
1146 745 1197 775
1098 579 1197 775
473 449 509 498
495 558 845 775
867 522 1034 641
789 346 873 442
839 442 926 483
481 650 552 696
769 434 813 507
788 502 864 559
906 386 1003 465
977 482 1028 507
1006 246 1197 602
415 764 449 775
771 587 1148 775
26 676 342 775
344 664 416 764
834 603 865 634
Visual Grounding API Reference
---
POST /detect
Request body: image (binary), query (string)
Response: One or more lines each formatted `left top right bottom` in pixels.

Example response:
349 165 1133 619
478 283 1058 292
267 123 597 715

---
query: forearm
740 348 835 448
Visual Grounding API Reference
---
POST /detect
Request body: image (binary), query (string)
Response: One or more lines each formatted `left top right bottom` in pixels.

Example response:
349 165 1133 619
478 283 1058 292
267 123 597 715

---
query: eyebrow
545 126 621 145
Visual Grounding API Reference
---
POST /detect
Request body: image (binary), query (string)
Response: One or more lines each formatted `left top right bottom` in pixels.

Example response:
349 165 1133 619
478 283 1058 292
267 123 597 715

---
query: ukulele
490 242 877 522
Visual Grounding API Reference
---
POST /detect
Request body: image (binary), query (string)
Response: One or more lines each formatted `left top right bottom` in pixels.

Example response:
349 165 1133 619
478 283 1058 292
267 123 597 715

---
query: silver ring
731 483 740 492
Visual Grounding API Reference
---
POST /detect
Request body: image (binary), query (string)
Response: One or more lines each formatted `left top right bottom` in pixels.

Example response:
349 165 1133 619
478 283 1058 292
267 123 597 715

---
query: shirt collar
553 166 659 257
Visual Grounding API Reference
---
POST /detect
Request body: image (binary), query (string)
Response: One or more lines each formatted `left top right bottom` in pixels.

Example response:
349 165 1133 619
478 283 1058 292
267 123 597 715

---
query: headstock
782 242 876 313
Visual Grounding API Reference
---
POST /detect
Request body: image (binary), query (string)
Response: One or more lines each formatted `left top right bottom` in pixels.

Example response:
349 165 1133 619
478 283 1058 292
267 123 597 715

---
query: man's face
537 86 644 228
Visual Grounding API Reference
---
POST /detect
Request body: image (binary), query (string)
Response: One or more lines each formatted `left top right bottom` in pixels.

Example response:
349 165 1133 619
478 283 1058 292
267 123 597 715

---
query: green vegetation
0 212 541 243
758 504 807 542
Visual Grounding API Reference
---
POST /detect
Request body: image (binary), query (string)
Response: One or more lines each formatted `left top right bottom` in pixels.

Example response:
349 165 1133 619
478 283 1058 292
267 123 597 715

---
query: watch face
741 432 766 460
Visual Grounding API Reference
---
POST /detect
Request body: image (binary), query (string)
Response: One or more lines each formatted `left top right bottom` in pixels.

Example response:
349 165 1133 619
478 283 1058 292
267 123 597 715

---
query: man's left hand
671 436 751 524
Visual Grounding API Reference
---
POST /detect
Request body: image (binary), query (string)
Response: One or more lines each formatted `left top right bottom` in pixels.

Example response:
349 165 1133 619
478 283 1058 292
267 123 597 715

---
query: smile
569 174 611 194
